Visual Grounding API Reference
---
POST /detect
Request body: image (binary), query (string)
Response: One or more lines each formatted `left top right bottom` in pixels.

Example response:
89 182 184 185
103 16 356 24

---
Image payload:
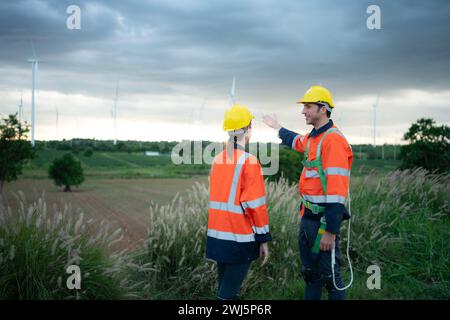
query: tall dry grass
0 191 141 299
1 168 448 299
137 168 449 299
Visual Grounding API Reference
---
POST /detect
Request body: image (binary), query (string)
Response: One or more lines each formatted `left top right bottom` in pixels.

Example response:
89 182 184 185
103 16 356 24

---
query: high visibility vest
291 126 353 217
208 148 270 244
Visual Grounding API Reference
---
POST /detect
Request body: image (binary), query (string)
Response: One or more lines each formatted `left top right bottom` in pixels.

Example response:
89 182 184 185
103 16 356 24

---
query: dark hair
225 123 251 159
316 103 331 118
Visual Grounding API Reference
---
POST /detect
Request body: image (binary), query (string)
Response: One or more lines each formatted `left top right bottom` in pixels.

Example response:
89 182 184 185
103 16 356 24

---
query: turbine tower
228 76 236 105
28 58 39 147
18 91 24 124
373 93 381 147
55 106 59 141
27 41 41 147
112 81 119 145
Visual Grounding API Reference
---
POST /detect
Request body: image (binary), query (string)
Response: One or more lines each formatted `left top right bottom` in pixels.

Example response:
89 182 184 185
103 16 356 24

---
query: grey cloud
0 0 449 135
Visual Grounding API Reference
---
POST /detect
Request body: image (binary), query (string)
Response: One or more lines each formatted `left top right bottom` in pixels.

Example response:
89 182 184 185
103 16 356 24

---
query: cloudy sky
0 0 449 144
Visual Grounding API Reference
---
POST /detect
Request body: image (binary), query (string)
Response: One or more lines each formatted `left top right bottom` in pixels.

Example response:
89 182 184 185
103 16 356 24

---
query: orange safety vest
208 147 270 244
291 125 353 217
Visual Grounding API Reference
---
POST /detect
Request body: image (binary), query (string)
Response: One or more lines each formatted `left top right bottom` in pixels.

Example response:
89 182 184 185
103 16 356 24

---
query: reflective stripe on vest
304 167 350 178
241 196 266 210
207 229 255 242
302 194 346 204
253 225 270 234
292 134 301 149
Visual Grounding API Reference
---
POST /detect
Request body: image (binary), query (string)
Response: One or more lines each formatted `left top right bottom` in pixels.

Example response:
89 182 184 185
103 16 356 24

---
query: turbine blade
374 92 381 107
231 76 236 97
30 40 37 59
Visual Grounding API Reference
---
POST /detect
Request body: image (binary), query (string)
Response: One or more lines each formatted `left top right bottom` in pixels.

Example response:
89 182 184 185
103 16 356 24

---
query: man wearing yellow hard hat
207 104 272 299
264 85 353 300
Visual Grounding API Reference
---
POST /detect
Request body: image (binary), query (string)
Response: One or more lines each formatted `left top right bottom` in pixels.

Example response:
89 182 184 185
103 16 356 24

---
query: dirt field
3 177 208 251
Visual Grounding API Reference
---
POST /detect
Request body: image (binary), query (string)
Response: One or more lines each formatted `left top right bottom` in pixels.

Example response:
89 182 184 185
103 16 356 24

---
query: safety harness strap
301 127 343 254
300 197 325 214
312 218 327 254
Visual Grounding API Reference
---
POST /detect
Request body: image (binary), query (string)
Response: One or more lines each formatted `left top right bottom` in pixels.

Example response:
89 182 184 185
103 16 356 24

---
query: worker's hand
320 232 336 251
259 242 269 266
262 114 282 130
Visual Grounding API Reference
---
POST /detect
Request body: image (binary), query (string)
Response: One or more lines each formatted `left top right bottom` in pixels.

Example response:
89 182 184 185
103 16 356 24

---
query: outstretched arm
263 114 282 130
263 114 307 153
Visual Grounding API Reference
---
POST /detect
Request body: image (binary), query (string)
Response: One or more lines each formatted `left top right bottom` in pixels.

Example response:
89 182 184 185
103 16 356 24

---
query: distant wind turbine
28 41 40 147
18 91 24 124
55 106 59 141
373 93 381 147
228 76 236 105
112 81 119 145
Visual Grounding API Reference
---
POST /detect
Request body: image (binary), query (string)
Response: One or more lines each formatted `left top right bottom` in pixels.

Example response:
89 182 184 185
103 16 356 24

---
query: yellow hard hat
223 104 254 131
297 85 335 108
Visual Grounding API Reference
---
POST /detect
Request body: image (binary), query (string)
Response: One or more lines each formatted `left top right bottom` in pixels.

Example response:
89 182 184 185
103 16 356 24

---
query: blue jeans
216 261 251 300
299 218 346 300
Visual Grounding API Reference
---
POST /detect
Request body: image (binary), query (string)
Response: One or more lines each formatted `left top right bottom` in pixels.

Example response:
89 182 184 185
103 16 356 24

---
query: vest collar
309 119 333 138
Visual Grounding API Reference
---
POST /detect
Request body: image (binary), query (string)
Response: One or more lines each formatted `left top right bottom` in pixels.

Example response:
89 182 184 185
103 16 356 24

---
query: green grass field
23 148 401 179
22 149 209 179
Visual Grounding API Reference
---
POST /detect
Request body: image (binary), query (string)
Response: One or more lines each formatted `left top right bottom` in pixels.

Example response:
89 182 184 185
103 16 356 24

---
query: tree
48 153 85 192
263 146 303 184
83 147 93 157
0 114 34 207
399 118 450 173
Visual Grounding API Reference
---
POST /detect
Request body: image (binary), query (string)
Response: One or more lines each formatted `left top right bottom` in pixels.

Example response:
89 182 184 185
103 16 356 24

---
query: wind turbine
28 42 40 147
228 76 236 105
18 91 24 124
373 93 381 147
55 106 59 141
112 81 119 145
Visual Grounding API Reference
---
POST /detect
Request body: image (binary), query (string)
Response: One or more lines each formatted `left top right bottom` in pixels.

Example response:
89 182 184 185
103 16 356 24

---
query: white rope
331 170 353 291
